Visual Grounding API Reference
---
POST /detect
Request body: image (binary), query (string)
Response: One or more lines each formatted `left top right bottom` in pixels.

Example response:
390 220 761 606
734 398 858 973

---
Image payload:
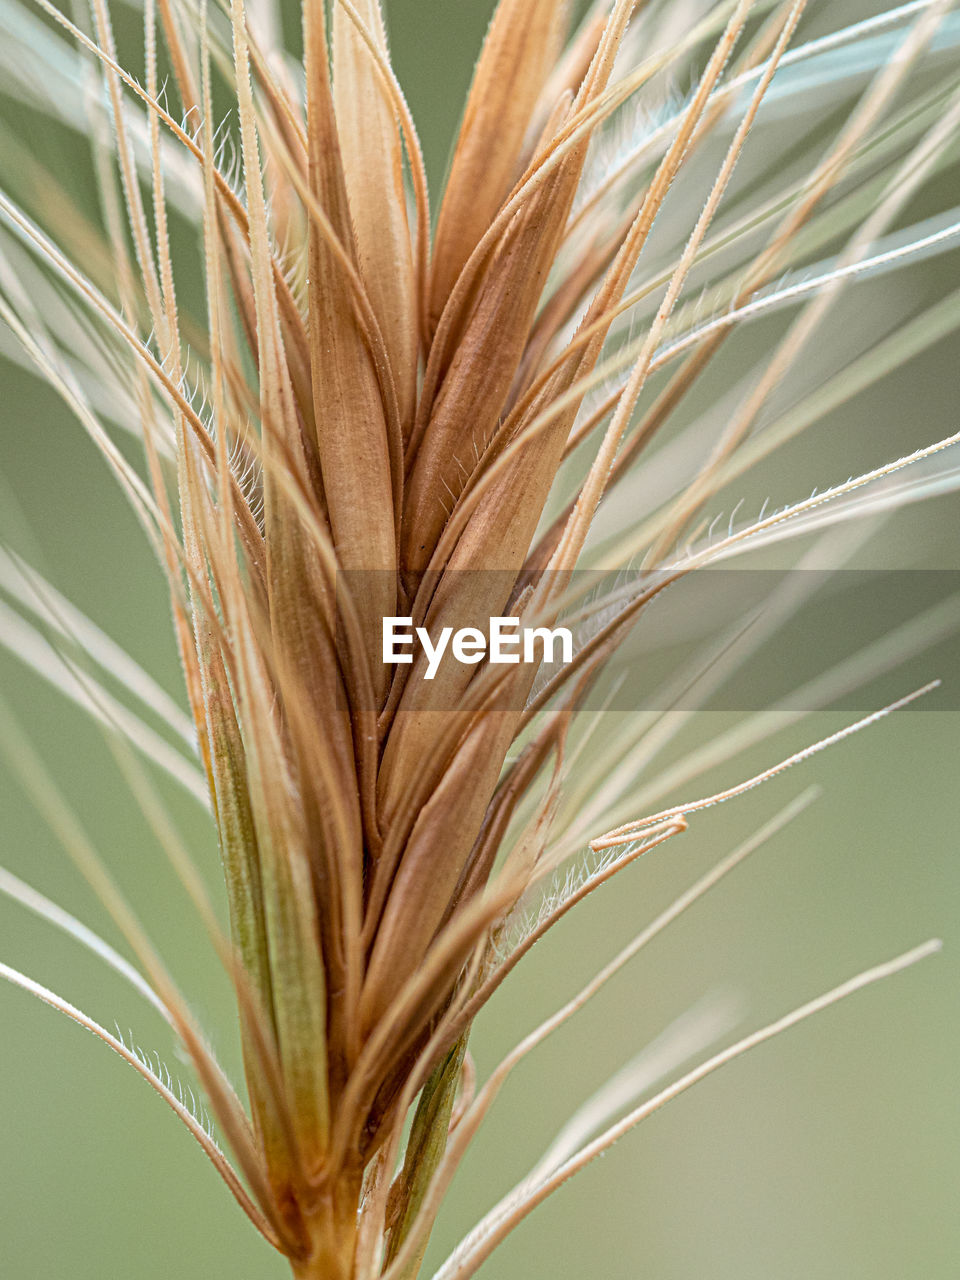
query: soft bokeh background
1 2 957 1278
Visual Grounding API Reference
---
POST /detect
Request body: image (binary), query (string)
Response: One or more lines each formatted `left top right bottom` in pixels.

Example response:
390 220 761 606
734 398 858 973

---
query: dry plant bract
0 0 957 1276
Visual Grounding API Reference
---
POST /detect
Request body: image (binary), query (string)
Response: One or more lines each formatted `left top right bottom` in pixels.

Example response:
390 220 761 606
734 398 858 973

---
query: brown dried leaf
334 0 418 429
428 0 570 333
305 0 398 703
400 93 579 585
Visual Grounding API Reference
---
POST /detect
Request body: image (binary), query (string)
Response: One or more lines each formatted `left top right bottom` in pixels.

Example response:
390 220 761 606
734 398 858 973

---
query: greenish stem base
289 1175 362 1280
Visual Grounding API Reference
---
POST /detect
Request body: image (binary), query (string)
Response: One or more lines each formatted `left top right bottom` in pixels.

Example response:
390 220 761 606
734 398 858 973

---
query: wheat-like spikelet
0 0 958 1276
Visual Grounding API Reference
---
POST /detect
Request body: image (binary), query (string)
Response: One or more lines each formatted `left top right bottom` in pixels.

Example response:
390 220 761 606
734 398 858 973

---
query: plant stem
290 1173 362 1280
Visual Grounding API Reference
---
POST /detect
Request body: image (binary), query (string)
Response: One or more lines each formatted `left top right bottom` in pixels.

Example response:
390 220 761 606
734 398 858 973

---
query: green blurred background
1 2 958 1277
